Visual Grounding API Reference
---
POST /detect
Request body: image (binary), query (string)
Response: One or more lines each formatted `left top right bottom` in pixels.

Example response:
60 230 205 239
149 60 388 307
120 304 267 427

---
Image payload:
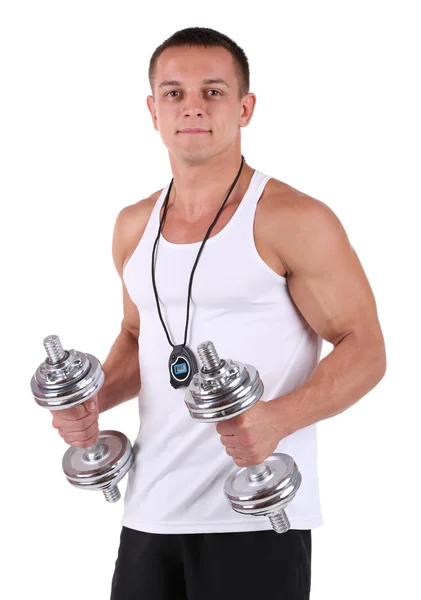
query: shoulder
257 177 348 275
112 188 163 277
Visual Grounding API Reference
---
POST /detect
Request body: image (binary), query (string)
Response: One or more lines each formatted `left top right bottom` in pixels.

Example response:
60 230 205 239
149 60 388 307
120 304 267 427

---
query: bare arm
97 328 140 414
97 206 142 414
270 195 387 435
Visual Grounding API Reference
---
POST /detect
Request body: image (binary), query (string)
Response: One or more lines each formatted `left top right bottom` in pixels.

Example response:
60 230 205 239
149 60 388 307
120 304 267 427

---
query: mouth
177 128 210 135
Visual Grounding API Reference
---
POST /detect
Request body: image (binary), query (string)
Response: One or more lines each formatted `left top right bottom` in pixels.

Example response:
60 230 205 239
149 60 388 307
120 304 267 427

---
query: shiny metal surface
185 358 263 421
31 347 104 410
185 340 303 533
31 335 135 502
224 454 302 516
63 430 134 502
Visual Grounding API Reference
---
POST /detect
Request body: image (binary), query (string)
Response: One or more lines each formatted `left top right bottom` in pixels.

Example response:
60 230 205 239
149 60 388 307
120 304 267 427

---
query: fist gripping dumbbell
185 341 302 534
31 335 134 503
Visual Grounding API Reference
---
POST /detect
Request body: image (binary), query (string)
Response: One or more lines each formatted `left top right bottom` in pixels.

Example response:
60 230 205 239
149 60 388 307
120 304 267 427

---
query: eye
165 89 222 99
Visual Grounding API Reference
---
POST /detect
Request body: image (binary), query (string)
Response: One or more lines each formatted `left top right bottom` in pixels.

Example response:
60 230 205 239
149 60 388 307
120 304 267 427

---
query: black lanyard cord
151 155 245 349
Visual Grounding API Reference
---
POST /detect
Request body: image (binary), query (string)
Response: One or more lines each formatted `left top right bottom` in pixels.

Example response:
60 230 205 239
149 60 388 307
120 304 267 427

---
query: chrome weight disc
185 359 264 422
62 430 134 491
224 454 302 517
31 348 104 410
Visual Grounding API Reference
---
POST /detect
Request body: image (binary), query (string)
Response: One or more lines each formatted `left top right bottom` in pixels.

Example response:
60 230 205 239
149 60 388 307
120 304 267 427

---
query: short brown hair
148 27 250 98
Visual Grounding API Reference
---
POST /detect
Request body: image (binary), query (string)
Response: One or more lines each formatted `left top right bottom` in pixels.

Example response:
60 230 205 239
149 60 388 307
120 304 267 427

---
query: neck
167 149 254 220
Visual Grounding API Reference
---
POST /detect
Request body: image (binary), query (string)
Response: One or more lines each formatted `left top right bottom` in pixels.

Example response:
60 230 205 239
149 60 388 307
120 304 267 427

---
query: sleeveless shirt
122 169 324 533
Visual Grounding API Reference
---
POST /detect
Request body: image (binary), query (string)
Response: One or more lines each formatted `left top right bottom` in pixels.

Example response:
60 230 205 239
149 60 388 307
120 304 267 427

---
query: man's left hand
216 400 286 467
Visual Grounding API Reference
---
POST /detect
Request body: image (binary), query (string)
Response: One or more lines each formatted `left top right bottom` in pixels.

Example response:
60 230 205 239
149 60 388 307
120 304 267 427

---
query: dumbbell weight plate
185 362 264 421
224 454 302 517
62 430 134 491
31 351 104 410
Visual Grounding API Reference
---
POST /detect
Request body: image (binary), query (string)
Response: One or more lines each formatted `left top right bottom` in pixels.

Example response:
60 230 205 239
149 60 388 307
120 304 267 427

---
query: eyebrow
158 78 230 88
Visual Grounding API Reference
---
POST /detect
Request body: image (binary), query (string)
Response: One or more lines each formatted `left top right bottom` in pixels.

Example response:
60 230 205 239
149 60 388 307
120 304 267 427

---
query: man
51 27 386 599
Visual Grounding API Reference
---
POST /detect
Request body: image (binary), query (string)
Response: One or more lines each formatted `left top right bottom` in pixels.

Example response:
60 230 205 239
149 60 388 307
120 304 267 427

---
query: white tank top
122 169 324 533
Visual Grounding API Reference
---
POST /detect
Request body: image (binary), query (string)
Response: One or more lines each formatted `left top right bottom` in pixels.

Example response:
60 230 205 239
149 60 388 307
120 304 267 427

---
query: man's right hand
50 394 100 448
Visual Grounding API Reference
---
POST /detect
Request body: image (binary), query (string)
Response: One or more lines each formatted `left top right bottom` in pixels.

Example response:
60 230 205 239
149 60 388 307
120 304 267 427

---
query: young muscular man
51 27 386 600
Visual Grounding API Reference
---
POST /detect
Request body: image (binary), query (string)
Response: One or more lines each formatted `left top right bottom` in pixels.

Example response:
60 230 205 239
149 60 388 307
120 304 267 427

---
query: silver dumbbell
185 341 302 534
31 334 134 503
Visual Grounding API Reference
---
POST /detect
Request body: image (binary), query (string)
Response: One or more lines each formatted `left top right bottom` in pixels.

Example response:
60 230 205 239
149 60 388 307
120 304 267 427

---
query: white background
1 1 419 598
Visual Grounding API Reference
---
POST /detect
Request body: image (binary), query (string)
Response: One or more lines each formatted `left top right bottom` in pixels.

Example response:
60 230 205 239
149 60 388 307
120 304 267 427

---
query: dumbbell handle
83 439 108 461
247 462 271 481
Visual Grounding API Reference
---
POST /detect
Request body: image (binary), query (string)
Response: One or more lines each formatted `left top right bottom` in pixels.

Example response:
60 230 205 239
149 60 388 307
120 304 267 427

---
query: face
147 45 256 163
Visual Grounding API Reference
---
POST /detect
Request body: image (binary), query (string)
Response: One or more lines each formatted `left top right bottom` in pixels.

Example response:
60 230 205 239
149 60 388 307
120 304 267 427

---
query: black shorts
110 526 312 599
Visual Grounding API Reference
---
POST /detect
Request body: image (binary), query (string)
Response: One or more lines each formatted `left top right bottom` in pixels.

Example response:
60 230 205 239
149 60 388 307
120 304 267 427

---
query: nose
182 106 204 119
181 91 205 118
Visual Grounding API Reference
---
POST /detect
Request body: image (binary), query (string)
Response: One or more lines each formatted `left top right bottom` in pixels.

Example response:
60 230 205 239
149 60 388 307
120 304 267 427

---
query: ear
239 93 257 128
146 95 159 131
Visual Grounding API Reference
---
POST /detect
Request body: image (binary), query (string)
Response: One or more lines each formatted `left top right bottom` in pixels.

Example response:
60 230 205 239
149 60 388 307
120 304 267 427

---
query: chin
172 145 217 165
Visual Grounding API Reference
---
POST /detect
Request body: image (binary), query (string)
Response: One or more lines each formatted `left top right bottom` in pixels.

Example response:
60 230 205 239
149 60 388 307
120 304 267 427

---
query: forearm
271 333 387 437
97 328 141 414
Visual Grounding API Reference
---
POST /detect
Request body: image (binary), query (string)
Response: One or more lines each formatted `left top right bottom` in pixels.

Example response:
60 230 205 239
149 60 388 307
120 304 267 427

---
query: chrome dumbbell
185 341 302 534
31 334 134 503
